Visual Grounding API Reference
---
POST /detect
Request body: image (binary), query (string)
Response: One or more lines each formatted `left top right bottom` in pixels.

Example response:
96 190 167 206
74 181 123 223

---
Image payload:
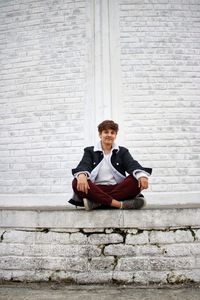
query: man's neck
101 142 112 154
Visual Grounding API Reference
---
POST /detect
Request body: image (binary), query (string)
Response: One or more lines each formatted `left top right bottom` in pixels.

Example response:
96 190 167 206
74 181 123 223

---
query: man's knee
125 175 138 184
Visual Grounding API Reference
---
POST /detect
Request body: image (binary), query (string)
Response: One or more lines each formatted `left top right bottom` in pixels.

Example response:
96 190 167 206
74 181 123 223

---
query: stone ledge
1 208 200 230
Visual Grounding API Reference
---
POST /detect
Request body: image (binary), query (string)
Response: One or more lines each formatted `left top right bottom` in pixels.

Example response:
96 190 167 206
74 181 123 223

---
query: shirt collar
94 141 119 152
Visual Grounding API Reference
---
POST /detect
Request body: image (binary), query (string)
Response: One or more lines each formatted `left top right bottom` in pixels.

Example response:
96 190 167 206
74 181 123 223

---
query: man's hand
138 177 149 191
77 173 90 194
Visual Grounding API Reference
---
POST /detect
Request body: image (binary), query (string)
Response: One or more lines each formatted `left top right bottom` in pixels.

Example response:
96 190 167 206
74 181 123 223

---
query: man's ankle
111 199 121 209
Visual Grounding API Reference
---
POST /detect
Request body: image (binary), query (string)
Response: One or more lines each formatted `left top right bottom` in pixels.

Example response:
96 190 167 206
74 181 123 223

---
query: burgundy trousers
72 175 140 207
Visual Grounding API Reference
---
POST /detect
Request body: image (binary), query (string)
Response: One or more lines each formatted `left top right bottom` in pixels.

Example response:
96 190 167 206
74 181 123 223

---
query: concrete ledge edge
1 208 200 229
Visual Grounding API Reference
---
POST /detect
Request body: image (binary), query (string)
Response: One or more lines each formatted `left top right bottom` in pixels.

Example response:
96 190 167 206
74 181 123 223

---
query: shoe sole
143 199 147 208
83 198 91 211
83 198 101 211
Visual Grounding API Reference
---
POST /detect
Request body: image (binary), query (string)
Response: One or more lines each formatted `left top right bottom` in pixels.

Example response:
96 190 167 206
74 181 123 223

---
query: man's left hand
138 177 149 191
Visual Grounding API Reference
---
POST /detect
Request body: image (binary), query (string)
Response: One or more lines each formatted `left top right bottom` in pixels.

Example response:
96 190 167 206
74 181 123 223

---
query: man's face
99 129 117 146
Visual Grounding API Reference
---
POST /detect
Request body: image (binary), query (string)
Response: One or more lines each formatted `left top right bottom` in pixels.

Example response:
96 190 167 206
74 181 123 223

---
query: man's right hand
77 173 90 194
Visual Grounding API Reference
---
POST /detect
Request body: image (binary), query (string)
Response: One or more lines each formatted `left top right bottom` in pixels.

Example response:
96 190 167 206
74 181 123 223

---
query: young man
69 120 152 210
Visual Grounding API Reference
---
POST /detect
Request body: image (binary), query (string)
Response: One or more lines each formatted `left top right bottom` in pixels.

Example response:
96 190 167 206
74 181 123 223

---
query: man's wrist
77 173 87 178
74 171 90 179
139 176 148 180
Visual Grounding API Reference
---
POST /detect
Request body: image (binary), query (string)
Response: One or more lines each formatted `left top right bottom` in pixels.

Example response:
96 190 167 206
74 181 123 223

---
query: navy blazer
72 146 152 180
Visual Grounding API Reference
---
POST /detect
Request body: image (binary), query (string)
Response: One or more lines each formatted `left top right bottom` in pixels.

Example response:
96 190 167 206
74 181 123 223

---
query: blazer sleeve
71 147 94 176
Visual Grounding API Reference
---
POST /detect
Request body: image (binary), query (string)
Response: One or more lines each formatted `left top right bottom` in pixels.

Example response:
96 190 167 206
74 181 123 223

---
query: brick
112 271 135 283
69 232 87 244
0 270 37 282
89 257 115 271
116 257 149 271
116 256 196 272
149 257 195 271
166 269 200 284
126 231 149 245
104 244 135 256
36 232 70 244
3 230 36 244
88 234 123 245
0 243 101 258
0 244 25 256
48 270 77 282
163 243 200 257
133 271 168 285
75 272 113 284
0 256 88 272
134 244 165 256
149 230 194 244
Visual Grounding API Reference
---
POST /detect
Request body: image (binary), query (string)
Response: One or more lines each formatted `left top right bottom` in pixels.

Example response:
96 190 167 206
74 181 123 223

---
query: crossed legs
72 175 141 207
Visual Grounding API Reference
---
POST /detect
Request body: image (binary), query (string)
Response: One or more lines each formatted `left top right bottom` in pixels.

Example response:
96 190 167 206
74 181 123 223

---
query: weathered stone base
1 207 200 285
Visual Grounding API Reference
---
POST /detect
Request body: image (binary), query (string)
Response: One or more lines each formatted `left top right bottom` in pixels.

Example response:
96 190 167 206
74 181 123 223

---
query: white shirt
95 153 117 185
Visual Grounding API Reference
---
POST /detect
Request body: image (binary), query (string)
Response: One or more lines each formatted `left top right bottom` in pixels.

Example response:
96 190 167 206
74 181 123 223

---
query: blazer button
93 162 96 165
116 163 119 165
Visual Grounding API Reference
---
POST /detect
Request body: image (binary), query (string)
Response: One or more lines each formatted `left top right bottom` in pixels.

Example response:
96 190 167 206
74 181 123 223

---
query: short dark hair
98 120 119 133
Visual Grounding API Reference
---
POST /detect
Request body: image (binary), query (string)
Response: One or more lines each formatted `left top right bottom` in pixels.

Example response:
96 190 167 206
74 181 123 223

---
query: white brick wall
0 207 200 284
0 0 86 195
1 225 200 284
0 0 200 201
119 0 200 193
